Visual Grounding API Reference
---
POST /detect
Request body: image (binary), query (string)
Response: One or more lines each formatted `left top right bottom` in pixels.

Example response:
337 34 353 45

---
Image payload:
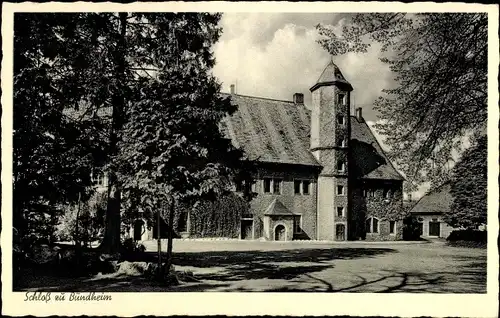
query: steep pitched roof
264 198 296 216
222 93 404 181
350 117 404 180
220 93 320 166
310 59 353 92
410 183 452 214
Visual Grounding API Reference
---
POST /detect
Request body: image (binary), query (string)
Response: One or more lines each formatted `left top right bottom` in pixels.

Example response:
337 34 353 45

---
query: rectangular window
372 218 379 233
337 115 345 125
389 221 396 234
338 94 346 105
337 207 344 217
293 216 302 233
92 171 104 186
302 180 310 195
294 180 301 194
235 180 244 192
263 178 272 193
365 218 372 233
383 188 392 199
251 180 257 193
273 179 282 194
337 161 345 172
337 185 344 195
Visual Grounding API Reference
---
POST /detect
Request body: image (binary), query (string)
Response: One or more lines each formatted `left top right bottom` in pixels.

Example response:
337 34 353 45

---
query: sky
212 13 395 123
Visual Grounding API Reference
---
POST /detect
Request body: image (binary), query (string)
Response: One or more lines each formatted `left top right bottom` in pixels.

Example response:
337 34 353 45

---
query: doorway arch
274 224 286 241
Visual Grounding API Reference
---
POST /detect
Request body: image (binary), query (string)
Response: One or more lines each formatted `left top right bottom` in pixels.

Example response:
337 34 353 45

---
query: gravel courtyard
18 239 487 293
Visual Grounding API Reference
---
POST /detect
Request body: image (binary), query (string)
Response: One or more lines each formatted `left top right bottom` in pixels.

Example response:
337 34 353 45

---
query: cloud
213 13 394 122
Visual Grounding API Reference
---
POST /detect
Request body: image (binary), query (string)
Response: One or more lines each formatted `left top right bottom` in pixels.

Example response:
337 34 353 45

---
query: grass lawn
16 240 486 293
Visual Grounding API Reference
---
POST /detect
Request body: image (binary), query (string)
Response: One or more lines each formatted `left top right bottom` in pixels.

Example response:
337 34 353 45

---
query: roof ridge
222 92 296 104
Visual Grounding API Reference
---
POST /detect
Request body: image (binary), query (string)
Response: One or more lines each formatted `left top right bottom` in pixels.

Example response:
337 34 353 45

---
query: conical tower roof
310 58 353 92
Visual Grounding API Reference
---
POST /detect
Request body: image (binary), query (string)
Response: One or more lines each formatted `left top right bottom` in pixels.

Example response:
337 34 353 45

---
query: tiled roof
264 198 296 216
350 117 404 180
220 93 320 166
410 183 452 214
310 59 353 92
223 93 404 181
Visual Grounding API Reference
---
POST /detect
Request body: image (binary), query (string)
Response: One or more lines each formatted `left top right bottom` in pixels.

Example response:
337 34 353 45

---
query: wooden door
336 224 346 241
429 221 441 237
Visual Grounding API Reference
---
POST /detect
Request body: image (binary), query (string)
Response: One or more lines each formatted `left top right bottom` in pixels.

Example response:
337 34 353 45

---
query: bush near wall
187 192 249 238
446 229 487 248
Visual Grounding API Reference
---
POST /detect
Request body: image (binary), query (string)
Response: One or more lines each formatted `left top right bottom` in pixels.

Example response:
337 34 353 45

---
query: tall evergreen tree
316 13 487 191
14 13 247 255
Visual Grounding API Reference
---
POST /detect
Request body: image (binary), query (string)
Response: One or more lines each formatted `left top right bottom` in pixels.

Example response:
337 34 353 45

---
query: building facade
178 59 404 241
89 59 405 242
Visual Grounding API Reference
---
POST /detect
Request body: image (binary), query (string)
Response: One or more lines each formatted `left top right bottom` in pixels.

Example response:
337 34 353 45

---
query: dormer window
337 115 345 125
338 93 346 105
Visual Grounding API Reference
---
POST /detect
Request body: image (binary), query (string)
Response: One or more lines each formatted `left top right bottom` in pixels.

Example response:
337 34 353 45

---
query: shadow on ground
15 247 487 293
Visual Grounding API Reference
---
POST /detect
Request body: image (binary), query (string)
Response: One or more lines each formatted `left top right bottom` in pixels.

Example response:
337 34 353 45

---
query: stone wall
350 179 404 241
249 163 320 240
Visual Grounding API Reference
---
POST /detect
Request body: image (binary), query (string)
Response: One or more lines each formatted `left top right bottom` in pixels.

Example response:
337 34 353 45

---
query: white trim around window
263 177 283 194
293 179 312 196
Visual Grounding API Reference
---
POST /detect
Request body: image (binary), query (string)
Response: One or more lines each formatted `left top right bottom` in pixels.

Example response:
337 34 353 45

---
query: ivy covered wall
186 192 249 238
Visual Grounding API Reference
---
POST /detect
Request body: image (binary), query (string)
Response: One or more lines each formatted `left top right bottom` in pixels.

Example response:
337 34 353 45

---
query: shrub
402 215 422 241
446 229 487 242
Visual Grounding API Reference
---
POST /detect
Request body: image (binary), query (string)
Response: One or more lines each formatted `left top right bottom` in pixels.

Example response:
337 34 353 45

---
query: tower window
337 185 345 195
338 93 346 105
337 160 345 172
337 115 345 125
337 207 344 217
338 136 346 147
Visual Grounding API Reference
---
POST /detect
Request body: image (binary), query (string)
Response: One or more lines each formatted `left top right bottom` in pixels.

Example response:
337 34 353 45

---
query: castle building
215 59 404 241
89 59 405 242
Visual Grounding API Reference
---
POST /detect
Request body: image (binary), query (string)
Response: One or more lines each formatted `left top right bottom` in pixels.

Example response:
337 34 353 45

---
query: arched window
366 217 379 234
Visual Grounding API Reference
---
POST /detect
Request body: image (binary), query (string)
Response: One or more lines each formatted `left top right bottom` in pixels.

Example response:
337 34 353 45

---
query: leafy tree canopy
317 13 487 191
444 135 487 229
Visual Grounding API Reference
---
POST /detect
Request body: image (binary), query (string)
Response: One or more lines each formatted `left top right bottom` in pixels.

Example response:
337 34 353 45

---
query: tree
15 13 249 258
316 13 487 190
116 13 247 269
444 135 487 229
13 14 108 243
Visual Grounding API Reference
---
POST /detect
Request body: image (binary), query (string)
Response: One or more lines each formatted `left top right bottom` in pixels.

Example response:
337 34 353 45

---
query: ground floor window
366 217 379 234
389 220 396 234
177 212 188 232
293 216 302 233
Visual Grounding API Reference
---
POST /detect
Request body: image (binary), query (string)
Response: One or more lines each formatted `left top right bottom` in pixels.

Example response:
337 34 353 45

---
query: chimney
356 107 363 122
230 84 235 95
293 93 304 105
